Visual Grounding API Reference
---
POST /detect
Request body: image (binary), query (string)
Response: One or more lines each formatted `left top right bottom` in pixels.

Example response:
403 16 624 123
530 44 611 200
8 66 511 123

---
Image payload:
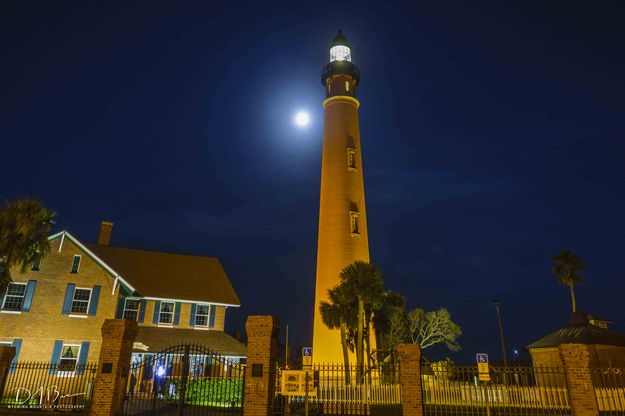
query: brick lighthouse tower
312 30 370 363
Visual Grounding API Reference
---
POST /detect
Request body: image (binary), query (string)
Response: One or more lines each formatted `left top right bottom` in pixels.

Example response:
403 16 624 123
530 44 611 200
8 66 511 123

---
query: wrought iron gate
123 343 245 416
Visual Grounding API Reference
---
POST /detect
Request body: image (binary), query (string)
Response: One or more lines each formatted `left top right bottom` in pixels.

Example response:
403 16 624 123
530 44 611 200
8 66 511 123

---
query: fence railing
0 361 97 412
593 367 625 414
422 363 571 416
274 362 401 416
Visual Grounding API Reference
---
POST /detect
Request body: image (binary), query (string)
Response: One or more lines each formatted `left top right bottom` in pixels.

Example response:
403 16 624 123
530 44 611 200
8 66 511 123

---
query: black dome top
331 29 351 47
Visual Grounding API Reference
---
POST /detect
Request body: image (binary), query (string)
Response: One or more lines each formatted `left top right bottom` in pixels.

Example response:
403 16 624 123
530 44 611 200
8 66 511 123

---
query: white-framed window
195 304 211 327
70 255 81 273
59 344 81 372
347 148 357 170
159 301 175 324
350 212 360 236
70 288 91 314
123 299 140 321
2 283 27 311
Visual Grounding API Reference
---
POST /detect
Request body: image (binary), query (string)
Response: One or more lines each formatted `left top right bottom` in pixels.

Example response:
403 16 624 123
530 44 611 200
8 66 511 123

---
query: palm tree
319 286 355 383
0 199 56 292
551 250 585 313
339 261 384 379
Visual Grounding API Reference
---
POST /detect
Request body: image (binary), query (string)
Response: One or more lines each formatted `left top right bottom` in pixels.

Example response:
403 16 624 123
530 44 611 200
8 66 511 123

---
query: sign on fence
281 370 316 396
302 347 312 368
476 353 490 381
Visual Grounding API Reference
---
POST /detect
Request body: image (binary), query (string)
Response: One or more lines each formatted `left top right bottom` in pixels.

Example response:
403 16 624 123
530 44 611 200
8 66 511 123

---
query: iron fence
123 344 245 416
422 363 571 416
0 361 97 412
273 362 401 416
593 367 625 415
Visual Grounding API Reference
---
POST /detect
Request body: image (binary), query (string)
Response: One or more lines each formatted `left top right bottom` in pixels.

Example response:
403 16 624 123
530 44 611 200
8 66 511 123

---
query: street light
492 299 508 367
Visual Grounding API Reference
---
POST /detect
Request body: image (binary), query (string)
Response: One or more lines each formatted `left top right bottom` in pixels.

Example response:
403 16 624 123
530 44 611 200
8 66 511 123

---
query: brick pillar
397 343 424 416
0 346 16 395
89 319 138 416
243 316 280 416
559 343 599 416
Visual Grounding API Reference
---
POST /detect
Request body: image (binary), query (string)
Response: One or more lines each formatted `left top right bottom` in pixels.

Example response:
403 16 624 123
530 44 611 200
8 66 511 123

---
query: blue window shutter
189 303 197 326
22 280 37 312
138 300 147 323
49 340 63 374
174 302 181 325
9 339 22 374
115 297 125 319
76 342 90 375
209 305 216 328
62 284 75 314
152 301 161 324
88 285 101 316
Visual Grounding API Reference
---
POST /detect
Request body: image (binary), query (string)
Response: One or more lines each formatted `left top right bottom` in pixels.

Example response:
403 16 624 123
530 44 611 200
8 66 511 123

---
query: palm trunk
365 325 372 384
357 296 364 383
340 321 350 384
569 284 577 313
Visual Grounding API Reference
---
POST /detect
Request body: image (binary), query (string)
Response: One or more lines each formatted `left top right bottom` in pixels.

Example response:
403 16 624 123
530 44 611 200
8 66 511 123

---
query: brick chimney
98 221 114 246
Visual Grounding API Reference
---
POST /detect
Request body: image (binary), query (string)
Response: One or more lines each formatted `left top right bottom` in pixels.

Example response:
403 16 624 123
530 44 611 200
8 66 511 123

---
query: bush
159 378 243 407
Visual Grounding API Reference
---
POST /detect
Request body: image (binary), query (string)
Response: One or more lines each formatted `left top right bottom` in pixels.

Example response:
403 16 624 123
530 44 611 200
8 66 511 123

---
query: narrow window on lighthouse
345 81 350 92
350 212 360 236
347 148 357 170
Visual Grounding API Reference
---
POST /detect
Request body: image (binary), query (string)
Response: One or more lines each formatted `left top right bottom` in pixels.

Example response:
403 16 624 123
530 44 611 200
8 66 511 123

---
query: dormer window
71 255 81 273
330 45 351 62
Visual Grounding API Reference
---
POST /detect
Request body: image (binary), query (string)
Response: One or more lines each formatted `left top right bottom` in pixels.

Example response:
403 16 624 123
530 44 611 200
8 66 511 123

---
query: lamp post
492 299 508 367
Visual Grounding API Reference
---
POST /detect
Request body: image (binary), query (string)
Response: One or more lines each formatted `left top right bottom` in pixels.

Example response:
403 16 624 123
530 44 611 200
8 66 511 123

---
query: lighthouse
312 31 371 363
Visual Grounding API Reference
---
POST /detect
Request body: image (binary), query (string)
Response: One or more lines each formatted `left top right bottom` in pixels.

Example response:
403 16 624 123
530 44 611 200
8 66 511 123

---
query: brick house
0 222 245 372
528 312 625 369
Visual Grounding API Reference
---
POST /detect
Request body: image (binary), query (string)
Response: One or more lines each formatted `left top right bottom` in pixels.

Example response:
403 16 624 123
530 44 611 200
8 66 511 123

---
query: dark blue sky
2 1 624 363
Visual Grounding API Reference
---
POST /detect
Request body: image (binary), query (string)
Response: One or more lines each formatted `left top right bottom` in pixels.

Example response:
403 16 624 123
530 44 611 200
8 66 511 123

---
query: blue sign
476 353 488 364
302 347 312 357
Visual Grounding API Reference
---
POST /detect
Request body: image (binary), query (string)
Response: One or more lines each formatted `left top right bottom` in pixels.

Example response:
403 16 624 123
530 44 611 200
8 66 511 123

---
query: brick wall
89 319 138 416
397 343 423 416
0 233 233 366
141 300 226 330
531 345 625 369
559 344 600 416
0 237 119 362
243 316 279 416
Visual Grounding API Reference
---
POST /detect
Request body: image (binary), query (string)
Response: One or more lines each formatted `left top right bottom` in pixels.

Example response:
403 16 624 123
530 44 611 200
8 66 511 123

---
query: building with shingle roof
0 221 245 369
528 312 625 368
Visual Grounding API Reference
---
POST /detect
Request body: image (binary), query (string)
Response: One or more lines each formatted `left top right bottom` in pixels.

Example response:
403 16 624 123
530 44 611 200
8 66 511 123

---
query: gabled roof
86 244 240 306
527 312 625 349
134 326 246 357
49 231 136 293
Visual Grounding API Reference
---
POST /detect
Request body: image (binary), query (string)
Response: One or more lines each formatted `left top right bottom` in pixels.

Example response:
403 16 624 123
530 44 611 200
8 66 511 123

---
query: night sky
2 1 625 364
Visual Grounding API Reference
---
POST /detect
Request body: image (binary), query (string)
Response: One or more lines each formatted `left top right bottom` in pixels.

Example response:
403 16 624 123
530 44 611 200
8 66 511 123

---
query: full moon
295 111 310 127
